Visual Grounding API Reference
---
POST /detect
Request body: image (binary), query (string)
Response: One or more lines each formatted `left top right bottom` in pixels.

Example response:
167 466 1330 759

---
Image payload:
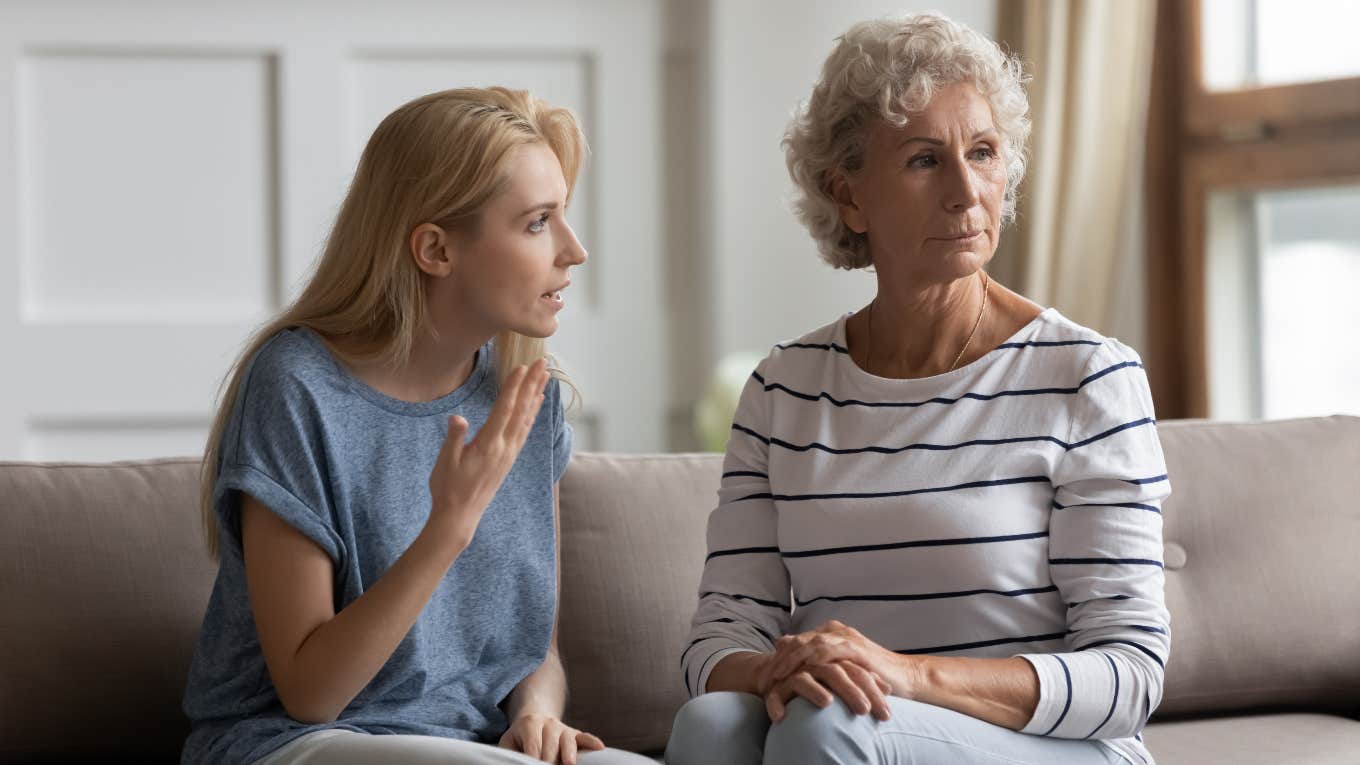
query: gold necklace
865 271 990 377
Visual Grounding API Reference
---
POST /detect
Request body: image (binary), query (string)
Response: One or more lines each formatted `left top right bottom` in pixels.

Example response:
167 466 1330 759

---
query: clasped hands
754 620 922 723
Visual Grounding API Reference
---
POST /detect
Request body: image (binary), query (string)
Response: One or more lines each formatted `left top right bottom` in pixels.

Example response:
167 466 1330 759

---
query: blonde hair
784 13 1031 270
200 87 586 557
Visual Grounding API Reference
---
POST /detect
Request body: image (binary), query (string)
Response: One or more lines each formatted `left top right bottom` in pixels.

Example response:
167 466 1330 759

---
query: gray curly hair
783 13 1031 270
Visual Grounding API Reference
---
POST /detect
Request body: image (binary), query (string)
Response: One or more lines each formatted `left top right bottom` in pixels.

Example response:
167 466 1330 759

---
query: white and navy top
683 308 1170 765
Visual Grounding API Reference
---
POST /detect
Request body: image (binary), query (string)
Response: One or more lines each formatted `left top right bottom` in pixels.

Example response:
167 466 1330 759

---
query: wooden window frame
1145 0 1360 418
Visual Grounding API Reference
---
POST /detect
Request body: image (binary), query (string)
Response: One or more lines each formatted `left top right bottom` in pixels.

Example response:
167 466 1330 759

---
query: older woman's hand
761 657 893 723
760 620 925 715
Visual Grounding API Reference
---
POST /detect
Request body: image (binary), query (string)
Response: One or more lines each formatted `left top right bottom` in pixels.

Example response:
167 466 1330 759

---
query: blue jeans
665 692 1128 765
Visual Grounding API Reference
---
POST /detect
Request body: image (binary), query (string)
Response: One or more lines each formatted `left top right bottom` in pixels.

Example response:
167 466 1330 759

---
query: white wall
1 0 1001 458
1 0 666 458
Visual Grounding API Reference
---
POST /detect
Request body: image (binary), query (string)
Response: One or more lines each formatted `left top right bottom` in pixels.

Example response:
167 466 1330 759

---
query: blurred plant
693 352 766 452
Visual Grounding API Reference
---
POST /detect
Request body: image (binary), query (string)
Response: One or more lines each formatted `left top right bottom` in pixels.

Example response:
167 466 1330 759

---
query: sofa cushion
1155 416 1360 719
0 458 213 762
1144 713 1360 764
557 453 720 754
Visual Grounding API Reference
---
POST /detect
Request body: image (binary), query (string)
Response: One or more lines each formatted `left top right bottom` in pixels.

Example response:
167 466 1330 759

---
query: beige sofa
2 416 1359 763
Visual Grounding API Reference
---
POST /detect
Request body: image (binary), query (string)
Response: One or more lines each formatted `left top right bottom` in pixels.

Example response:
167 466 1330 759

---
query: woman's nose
944 161 981 211
559 221 588 266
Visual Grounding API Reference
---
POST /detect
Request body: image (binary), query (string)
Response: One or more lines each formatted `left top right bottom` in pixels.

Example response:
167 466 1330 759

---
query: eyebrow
519 201 560 217
898 129 999 149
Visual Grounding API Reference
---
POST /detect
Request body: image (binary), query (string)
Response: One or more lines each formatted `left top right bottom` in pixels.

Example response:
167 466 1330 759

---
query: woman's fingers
558 729 577 765
512 363 550 441
480 364 528 441
433 415 467 472
875 672 891 695
497 360 549 448
445 415 468 459
809 662 870 716
538 724 559 765
840 661 892 721
764 679 793 722
771 638 854 682
766 637 811 681
519 727 541 759
577 731 605 751
791 671 833 706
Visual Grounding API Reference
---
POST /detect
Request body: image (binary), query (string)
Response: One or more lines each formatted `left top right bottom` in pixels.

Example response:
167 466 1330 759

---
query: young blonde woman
181 88 650 765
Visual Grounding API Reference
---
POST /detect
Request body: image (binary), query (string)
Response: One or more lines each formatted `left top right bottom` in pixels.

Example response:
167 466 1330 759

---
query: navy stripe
776 339 1099 353
1079 360 1143 387
700 590 790 611
749 474 1050 503
1042 655 1074 736
751 360 1141 410
797 584 1058 607
1129 624 1169 635
1077 639 1166 668
895 630 1069 655
679 619 778 667
1068 417 1156 449
1124 474 1168 485
775 341 849 353
1054 501 1161 514
731 417 1152 457
783 531 1048 559
1050 557 1164 568
731 422 771 445
692 649 724 696
998 339 1102 349
723 470 768 479
1085 654 1121 739
679 620 741 668
1068 594 1132 608
706 545 781 561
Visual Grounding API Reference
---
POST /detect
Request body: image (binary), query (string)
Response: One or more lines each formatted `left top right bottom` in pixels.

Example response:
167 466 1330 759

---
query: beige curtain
992 0 1157 346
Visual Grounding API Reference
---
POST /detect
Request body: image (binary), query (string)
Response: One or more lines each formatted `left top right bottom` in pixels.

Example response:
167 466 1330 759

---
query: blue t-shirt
181 328 571 765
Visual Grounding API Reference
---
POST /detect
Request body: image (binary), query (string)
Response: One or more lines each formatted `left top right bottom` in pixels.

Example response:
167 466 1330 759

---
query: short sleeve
550 377 574 484
213 337 346 565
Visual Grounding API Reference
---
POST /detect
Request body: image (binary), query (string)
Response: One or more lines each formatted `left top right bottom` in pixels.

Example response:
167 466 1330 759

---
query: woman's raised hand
427 359 550 550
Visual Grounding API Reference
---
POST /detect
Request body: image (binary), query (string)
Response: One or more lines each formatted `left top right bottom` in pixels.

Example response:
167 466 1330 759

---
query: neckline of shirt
294 327 492 417
834 306 1061 389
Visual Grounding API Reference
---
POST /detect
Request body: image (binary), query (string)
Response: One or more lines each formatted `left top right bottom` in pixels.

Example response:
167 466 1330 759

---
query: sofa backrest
1153 416 1360 719
2 416 1358 759
0 459 211 762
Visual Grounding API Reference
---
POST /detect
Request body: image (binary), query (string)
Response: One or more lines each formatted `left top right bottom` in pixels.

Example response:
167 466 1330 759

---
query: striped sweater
683 308 1170 765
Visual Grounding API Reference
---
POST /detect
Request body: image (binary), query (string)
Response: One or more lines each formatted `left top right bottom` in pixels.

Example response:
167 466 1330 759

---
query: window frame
1146 0 1360 418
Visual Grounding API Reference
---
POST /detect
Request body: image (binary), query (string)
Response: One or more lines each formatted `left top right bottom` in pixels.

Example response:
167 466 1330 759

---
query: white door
0 0 665 460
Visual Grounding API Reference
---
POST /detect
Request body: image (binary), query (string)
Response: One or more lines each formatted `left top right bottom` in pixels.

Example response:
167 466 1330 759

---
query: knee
665 692 766 765
764 698 878 764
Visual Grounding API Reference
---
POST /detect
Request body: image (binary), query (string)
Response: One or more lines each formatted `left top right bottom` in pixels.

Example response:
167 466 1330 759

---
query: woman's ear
828 169 868 235
410 223 453 277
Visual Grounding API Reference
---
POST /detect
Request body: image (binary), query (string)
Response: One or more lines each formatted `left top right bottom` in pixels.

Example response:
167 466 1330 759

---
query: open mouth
541 283 568 310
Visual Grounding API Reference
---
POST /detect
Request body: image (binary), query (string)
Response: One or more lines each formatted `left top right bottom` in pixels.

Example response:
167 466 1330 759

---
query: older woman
667 13 1168 765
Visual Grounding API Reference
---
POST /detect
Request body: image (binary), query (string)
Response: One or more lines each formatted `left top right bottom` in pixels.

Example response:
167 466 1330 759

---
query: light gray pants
257 729 656 765
665 692 1128 765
